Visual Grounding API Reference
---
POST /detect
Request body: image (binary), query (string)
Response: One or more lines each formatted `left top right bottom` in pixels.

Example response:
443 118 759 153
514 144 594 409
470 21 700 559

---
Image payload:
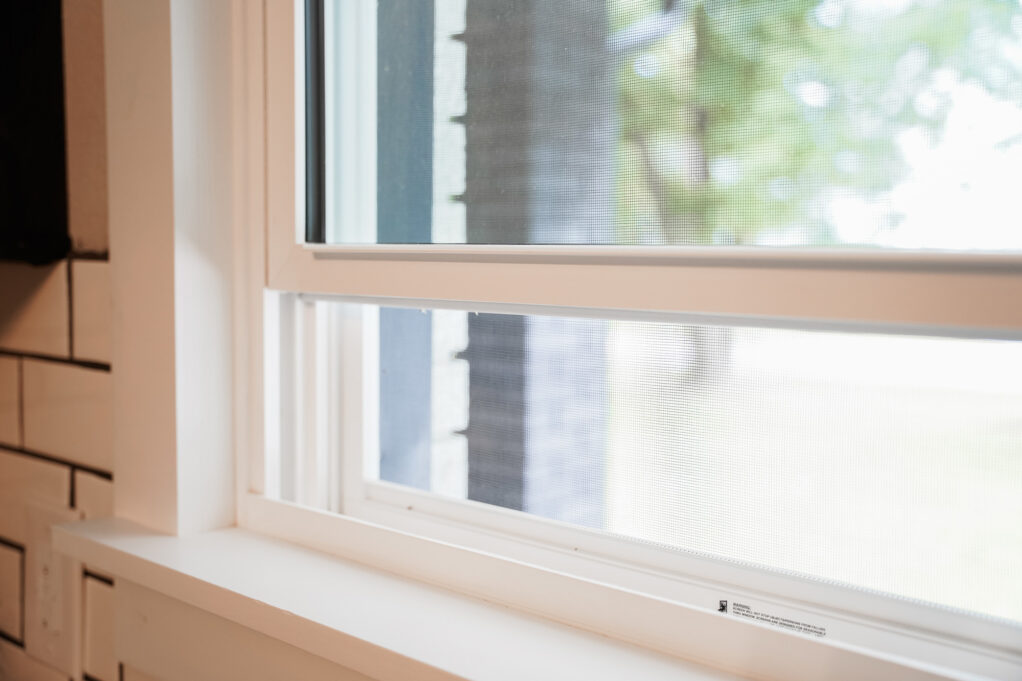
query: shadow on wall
0 264 69 358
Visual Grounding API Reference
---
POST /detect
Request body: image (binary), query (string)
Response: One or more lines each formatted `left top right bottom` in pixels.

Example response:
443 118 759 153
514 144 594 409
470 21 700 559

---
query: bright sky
828 79 1022 250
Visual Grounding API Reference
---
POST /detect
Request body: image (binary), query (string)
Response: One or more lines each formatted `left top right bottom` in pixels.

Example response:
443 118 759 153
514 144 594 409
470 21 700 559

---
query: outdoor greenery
610 0 1022 246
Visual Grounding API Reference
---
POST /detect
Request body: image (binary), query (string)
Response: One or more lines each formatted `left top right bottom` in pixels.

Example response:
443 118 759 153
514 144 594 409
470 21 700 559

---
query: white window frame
236 1 1022 680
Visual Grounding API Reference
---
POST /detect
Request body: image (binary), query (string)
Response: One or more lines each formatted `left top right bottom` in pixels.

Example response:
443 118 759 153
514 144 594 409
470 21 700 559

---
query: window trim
252 1 1022 679
60 516 937 681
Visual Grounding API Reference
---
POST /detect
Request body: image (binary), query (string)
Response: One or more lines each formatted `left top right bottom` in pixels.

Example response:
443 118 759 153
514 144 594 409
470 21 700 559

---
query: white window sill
54 518 750 681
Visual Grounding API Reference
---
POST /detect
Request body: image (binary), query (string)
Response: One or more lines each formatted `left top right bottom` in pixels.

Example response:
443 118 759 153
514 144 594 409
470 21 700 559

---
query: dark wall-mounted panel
0 1 70 265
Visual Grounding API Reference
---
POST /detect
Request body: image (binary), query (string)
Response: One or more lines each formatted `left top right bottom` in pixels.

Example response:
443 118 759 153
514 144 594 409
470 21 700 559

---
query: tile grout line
67 255 75 360
0 350 110 373
19 548 24 643
74 466 113 483
16 357 24 448
0 537 24 645
83 568 114 588
0 535 24 551
0 627 23 649
0 445 113 481
0 536 23 652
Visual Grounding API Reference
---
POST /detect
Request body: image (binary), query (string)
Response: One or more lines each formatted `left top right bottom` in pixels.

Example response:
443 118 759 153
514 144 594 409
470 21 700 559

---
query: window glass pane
322 0 1022 249
329 302 1022 624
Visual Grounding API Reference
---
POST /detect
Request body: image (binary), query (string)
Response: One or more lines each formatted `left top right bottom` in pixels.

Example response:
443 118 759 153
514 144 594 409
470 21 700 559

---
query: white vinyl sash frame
243 2 1022 680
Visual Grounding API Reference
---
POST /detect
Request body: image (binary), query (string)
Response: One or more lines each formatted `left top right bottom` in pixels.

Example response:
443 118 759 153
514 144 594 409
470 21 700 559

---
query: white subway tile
0 637 67 681
83 577 116 681
0 544 21 640
0 357 18 446
0 449 70 545
75 470 113 519
72 260 112 364
23 360 112 472
0 262 70 358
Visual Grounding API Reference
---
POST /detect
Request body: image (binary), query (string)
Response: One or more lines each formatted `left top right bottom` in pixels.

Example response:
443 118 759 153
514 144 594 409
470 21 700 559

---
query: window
253 1 1022 678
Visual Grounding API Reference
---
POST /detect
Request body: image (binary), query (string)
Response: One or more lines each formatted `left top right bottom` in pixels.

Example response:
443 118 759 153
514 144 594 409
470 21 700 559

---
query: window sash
269 0 1022 334
268 245 1022 337
258 292 1022 662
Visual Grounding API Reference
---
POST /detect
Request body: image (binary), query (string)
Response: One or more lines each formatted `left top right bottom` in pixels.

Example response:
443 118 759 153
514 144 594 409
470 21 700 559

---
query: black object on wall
0 0 71 265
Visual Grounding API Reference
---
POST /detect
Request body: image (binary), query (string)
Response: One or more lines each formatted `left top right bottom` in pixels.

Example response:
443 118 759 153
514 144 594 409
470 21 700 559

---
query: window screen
317 0 1022 248
291 0 1022 633
349 303 1022 624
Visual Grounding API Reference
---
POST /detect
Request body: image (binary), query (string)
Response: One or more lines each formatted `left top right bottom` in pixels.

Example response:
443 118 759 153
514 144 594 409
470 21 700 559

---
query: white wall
0 4 380 680
0 2 115 679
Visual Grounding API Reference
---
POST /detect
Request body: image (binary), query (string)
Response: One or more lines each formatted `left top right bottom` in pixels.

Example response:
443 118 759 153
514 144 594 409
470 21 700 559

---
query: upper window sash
267 1 1022 336
267 243 1022 336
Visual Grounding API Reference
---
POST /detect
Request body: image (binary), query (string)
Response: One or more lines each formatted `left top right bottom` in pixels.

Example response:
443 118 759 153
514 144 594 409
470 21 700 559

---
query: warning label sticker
730 601 827 638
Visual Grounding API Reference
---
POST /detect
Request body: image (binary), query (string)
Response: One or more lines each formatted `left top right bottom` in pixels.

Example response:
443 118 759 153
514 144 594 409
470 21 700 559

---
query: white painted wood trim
352 480 1022 659
240 494 1022 681
271 252 1022 333
54 517 992 681
168 0 236 535
105 0 179 534
233 0 267 516
105 0 236 534
115 581 376 681
298 245 1022 267
266 0 300 289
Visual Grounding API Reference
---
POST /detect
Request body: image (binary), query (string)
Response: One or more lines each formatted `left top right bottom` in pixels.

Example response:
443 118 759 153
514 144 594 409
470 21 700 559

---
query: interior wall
0 1 116 679
1 4 378 680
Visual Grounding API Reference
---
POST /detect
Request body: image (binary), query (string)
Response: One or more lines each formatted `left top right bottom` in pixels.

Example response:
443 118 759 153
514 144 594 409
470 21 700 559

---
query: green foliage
611 0 1022 245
